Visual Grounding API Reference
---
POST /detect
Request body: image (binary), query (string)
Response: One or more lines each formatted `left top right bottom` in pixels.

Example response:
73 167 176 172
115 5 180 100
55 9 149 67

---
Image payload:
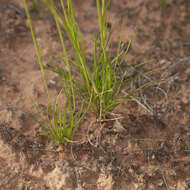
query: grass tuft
24 0 156 143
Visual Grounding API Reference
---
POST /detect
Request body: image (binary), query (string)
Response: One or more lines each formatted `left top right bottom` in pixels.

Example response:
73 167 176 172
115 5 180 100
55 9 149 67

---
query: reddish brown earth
0 0 190 189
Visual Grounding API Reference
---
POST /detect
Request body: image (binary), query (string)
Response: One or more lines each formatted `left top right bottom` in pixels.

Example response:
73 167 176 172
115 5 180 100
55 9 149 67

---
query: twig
171 42 190 48
127 138 166 142
7 4 27 18
124 147 190 154
154 86 169 103
31 147 58 152
184 149 190 152
75 168 81 190
168 56 190 71
87 120 97 147
162 172 169 190
98 116 124 122
125 147 176 154
138 76 154 114
122 90 154 115
71 145 77 161
7 3 52 19
96 122 105 146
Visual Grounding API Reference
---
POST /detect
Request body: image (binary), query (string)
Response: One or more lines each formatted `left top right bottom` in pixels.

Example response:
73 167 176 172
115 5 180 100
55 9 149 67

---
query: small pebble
186 132 190 137
160 59 166 64
17 110 24 119
49 79 56 85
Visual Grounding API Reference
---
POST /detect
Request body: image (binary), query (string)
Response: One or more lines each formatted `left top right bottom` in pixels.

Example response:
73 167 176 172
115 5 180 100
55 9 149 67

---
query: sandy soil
0 0 190 189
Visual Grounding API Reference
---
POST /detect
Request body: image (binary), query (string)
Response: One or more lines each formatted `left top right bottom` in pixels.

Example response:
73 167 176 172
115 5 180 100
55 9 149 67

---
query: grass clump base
24 0 154 144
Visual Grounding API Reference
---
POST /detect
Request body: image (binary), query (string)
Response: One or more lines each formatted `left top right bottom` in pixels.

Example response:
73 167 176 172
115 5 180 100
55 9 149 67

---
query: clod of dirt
0 109 12 123
0 123 42 164
97 173 114 190
44 159 77 190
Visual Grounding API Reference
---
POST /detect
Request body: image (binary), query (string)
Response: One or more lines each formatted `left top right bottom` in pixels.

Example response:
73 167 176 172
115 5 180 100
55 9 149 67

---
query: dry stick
122 135 190 154
87 120 97 147
74 168 81 190
124 147 190 154
160 56 190 92
168 56 190 70
71 145 77 161
122 90 154 115
138 76 154 114
123 69 160 115
127 138 166 142
7 3 52 19
161 56 190 79
162 172 170 190
99 116 124 122
138 72 169 113
124 147 176 154
7 3 27 17
31 147 58 152
96 122 105 147
154 86 169 103
137 74 170 144
171 42 190 48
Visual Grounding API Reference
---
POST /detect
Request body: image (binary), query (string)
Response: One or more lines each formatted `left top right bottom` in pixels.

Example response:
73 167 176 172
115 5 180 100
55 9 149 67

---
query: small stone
160 59 166 64
17 110 24 119
186 132 190 137
49 79 56 85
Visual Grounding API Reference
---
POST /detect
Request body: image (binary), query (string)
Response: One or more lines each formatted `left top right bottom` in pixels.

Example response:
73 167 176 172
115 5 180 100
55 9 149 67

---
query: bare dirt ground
0 0 190 189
